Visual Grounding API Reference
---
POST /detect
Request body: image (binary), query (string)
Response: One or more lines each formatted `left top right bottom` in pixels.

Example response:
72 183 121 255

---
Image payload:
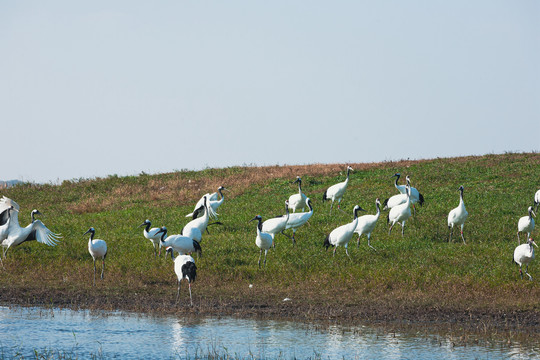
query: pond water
0 306 537 359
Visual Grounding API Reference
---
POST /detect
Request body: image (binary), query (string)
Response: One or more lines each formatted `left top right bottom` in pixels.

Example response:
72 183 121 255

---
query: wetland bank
1 153 539 334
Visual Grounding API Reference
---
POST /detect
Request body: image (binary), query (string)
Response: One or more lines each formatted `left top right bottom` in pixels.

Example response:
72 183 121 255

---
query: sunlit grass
1 153 539 319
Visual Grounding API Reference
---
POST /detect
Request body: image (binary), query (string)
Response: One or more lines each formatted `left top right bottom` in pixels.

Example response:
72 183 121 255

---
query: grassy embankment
1 153 539 331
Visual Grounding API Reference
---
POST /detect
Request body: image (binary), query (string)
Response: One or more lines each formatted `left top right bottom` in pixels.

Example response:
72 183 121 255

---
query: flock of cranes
0 167 538 306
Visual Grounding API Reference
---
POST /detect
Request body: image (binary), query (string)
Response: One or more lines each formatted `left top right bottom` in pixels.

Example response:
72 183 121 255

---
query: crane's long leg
448 225 453 242
93 259 96 286
401 222 405 237
263 250 268 267
388 224 394 235
345 246 350 258
330 202 334 215
101 258 105 280
525 265 532 281
367 234 377 251
460 224 466 244
258 249 262 268
519 266 523 279
188 282 193 306
332 247 337 257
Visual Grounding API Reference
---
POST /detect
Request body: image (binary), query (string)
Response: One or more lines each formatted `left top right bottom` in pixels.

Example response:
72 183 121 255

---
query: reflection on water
0 306 538 359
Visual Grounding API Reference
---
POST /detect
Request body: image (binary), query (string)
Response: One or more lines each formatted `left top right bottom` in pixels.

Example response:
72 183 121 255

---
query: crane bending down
323 166 353 214
166 247 197 305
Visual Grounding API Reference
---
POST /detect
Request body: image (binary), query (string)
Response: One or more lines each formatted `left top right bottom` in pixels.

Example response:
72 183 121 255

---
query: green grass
1 153 539 324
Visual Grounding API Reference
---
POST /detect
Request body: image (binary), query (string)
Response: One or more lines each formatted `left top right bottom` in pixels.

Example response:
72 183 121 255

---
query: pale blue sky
1 1 538 183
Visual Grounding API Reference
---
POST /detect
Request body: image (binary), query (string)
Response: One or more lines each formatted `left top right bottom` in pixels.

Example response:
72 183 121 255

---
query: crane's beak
83 229 91 236
532 240 538 248
138 222 147 228
532 210 537 218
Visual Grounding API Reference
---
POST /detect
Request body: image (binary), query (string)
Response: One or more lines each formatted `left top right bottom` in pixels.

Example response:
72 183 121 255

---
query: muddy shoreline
2 286 538 335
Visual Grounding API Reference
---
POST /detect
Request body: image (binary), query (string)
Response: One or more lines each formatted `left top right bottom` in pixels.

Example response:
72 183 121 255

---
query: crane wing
0 196 20 212
29 220 62 246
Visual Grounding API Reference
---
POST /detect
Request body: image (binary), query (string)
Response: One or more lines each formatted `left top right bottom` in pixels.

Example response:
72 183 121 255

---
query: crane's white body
157 227 202 256
186 187 226 219
167 248 197 305
0 198 61 258
323 166 353 214
388 186 412 236
355 198 381 250
448 186 468 243
324 205 364 257
288 177 308 212
517 206 536 244
513 238 537 280
139 220 162 257
84 228 107 286
262 201 290 243
383 193 407 210
535 190 540 212
182 226 202 243
285 198 313 244
251 215 273 268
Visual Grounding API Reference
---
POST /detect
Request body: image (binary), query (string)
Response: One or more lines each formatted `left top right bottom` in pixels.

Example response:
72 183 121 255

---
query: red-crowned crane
324 205 366 257
323 166 353 214
517 206 536 244
355 198 381 250
138 219 162 257
388 185 412 237
288 177 308 213
84 227 107 286
285 198 314 245
514 237 537 280
447 185 468 243
250 215 273 268
166 247 197 305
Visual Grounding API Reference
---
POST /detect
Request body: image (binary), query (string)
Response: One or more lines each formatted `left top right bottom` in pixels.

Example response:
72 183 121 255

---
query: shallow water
0 306 538 359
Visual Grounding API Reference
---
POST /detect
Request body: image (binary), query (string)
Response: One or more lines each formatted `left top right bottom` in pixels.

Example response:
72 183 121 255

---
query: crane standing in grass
513 237 537 280
324 205 366 257
388 185 412 237
138 219 162 257
517 206 536 244
288 177 308 213
166 247 197 305
447 185 468 243
355 198 381 251
262 200 290 246
250 215 273 268
323 166 353 214
285 198 314 245
84 227 107 286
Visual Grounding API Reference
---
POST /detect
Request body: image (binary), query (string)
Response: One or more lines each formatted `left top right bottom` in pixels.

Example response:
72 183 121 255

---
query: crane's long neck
394 174 400 188
218 188 225 200
297 181 302 194
459 189 465 206
529 209 534 220
307 201 313 214
375 202 381 219
159 230 168 243
256 218 263 233
144 223 151 232
31 211 36 223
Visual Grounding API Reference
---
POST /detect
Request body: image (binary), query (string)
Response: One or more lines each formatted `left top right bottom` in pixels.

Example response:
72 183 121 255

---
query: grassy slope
1 153 539 329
